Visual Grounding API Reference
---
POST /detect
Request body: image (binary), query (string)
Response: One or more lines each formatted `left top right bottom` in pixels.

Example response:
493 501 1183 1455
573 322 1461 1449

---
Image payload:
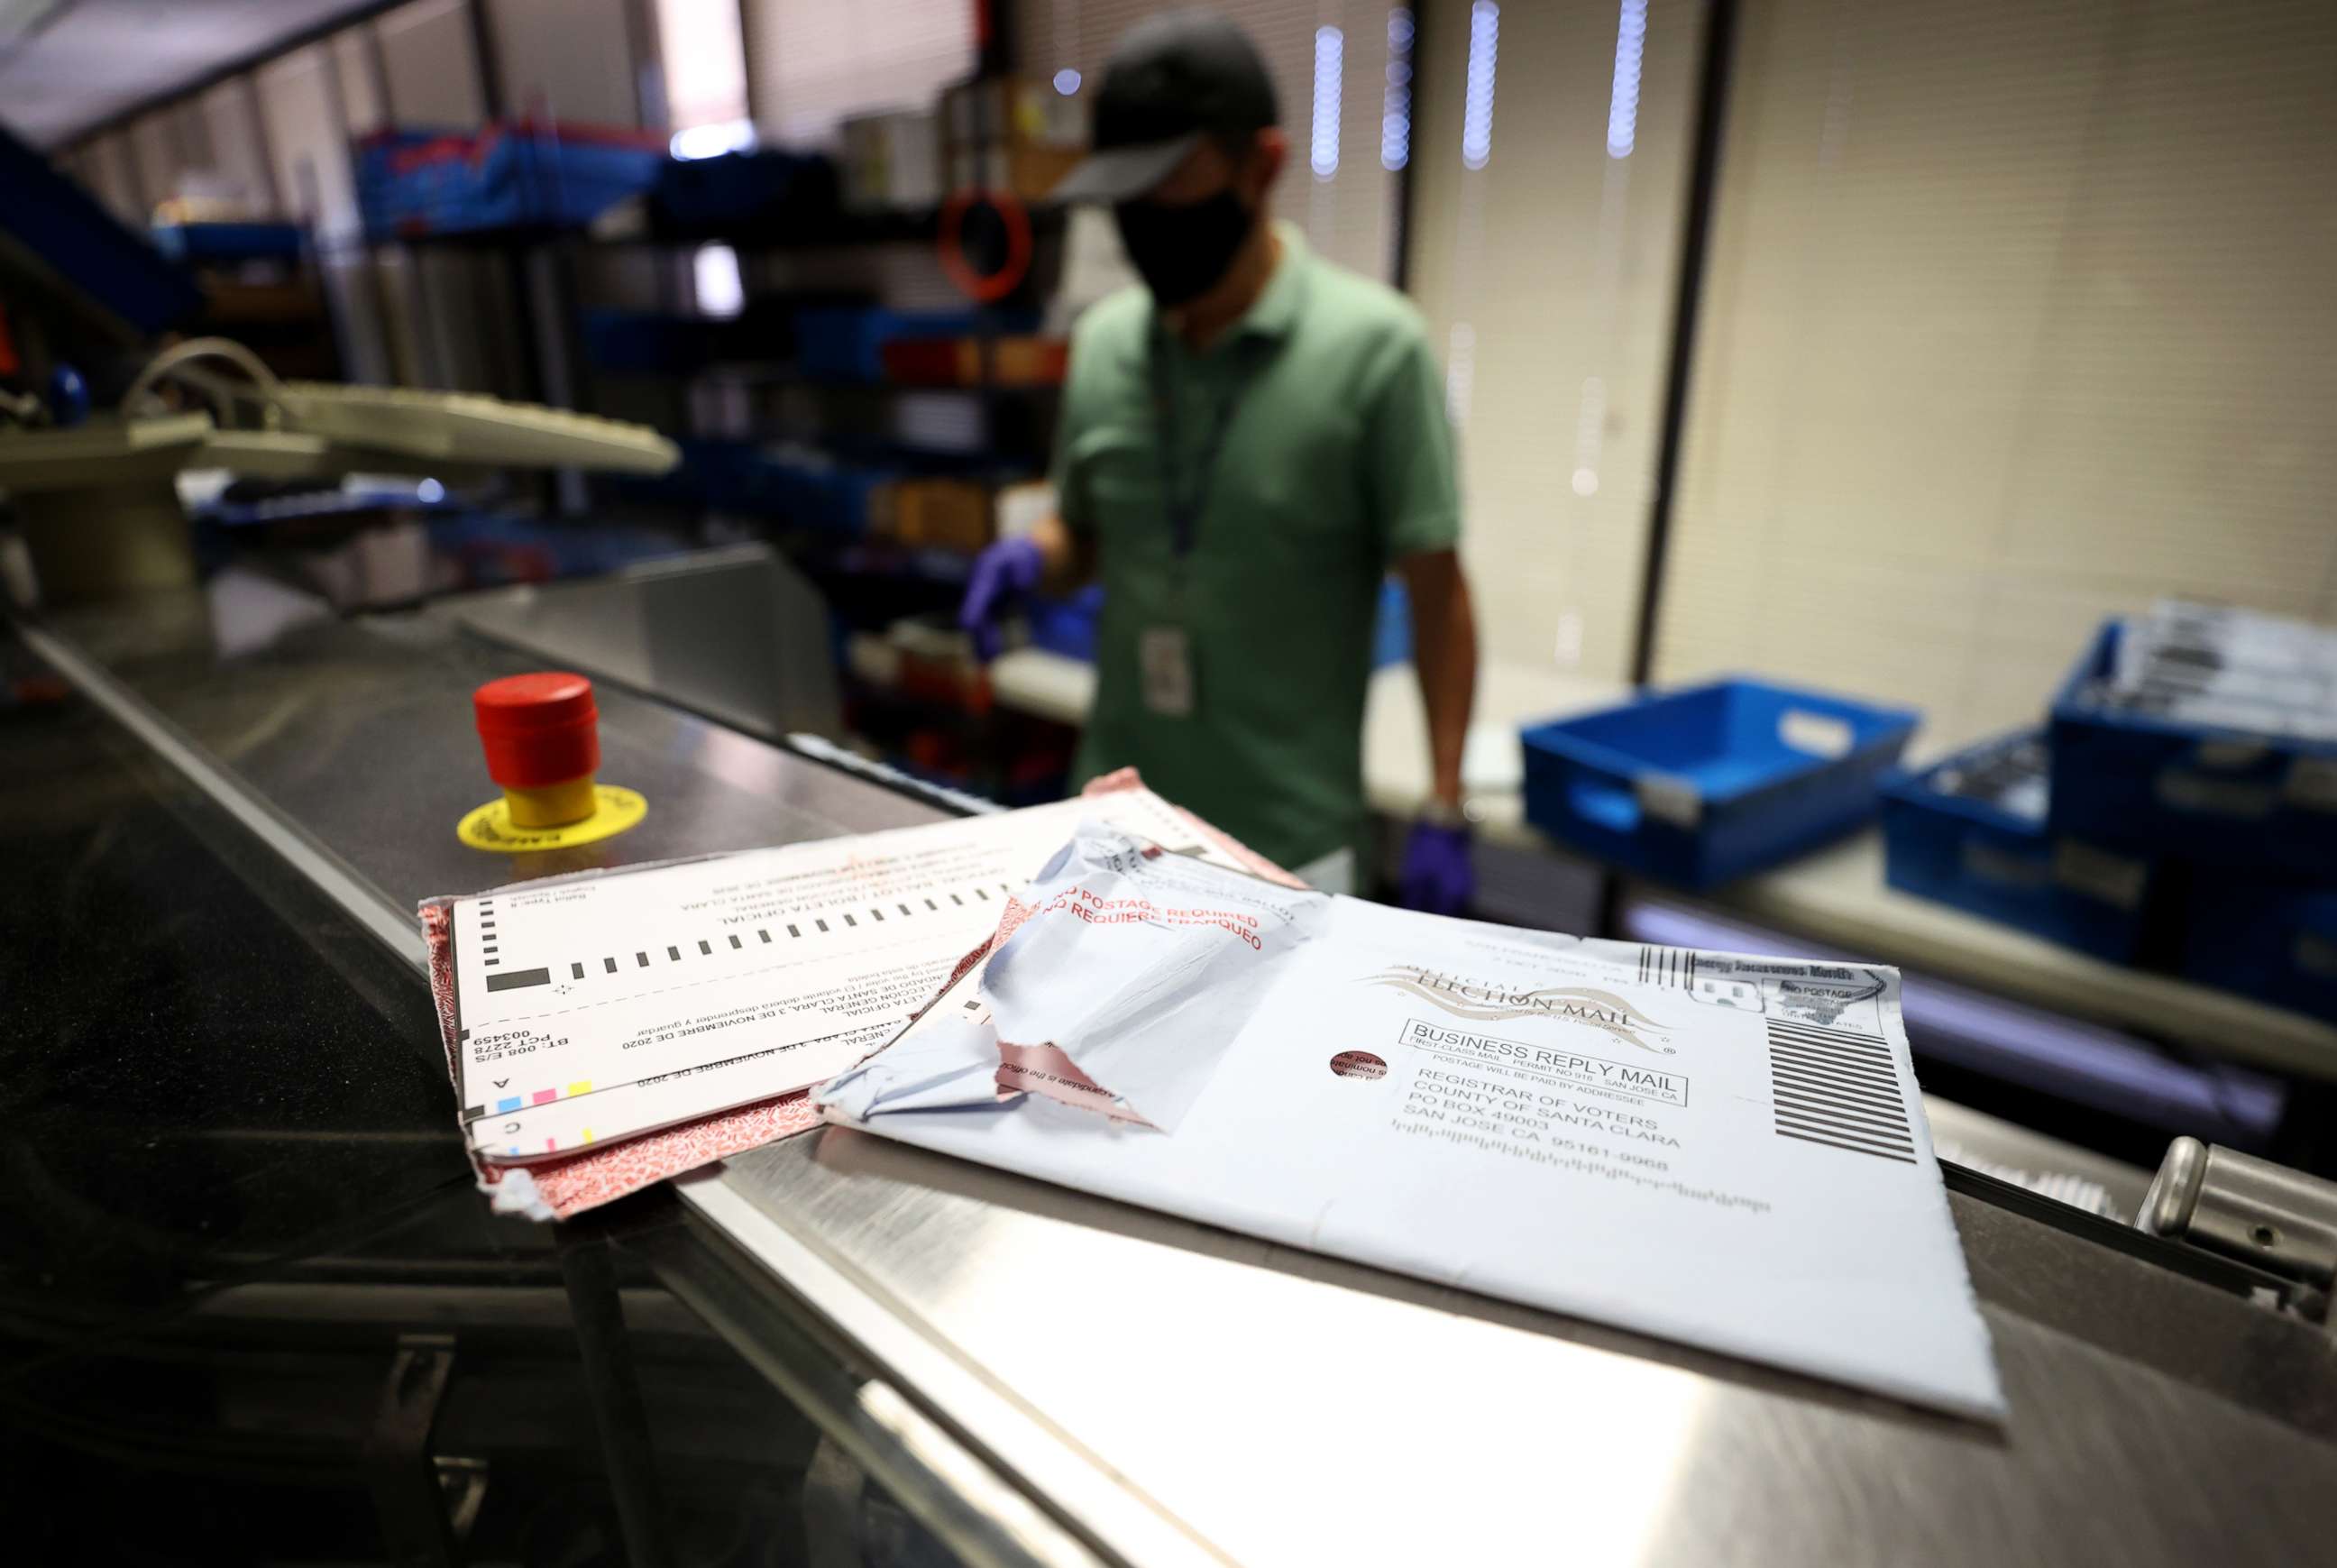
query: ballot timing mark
472 879 1020 995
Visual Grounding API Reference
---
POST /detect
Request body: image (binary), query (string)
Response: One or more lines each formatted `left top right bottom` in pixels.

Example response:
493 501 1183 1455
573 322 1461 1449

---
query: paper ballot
820 823 2006 1419
440 787 1246 1163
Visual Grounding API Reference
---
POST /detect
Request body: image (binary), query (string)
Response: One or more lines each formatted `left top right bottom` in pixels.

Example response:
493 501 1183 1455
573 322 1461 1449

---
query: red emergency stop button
473 672 600 790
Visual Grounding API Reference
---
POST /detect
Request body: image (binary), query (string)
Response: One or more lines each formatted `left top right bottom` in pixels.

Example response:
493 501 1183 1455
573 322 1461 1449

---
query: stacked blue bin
1880 730 2160 964
619 439 893 535
2044 607 2337 1021
646 150 840 232
1520 680 1920 890
355 124 666 239
151 222 307 263
1873 603 2337 1022
0 121 202 334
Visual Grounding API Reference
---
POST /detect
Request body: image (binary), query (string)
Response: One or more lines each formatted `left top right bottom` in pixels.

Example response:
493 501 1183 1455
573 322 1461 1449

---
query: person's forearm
1028 513 1095 594
1402 553 1479 807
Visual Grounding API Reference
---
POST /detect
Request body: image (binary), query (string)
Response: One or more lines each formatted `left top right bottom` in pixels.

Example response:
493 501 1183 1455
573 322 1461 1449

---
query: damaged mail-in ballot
820 821 2004 1419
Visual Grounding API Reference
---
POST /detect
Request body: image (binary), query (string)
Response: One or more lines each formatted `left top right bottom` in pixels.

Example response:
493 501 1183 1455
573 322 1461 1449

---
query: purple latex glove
958 536 1047 661
1398 820 1474 917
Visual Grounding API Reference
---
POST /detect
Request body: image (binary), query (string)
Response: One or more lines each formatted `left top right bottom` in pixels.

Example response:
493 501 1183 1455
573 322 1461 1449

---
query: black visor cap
1051 10 1279 205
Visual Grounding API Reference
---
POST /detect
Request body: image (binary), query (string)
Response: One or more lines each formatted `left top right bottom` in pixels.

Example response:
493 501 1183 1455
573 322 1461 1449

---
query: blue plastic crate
1026 583 1103 661
581 309 729 375
623 439 891 535
151 221 307 263
2048 619 2337 878
2176 872 2337 1024
1881 729 2159 963
1 122 201 334
426 509 690 585
355 124 665 239
649 150 840 229
1521 679 1919 889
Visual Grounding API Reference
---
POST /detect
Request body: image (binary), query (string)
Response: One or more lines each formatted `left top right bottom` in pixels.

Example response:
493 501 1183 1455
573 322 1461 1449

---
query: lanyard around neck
1150 324 1250 563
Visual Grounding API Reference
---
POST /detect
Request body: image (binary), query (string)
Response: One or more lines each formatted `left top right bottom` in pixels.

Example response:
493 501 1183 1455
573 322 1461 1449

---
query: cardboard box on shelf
839 110 941 211
941 78 1087 200
872 477 994 553
962 336 1068 385
850 620 992 715
877 335 1068 388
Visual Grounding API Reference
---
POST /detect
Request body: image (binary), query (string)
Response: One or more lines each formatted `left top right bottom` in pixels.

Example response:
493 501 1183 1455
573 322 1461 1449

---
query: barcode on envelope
1764 1020 1916 1164
1636 945 1696 988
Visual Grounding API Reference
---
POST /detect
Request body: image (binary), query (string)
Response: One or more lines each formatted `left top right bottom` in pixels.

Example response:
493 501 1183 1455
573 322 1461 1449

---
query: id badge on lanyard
1143 327 1243 720
1139 625 1196 718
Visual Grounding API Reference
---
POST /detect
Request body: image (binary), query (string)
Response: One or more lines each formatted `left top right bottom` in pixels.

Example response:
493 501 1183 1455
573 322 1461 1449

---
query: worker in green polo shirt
960 9 1480 911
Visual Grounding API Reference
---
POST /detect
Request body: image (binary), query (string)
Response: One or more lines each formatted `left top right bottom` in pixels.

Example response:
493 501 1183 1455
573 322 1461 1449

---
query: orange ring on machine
938 189 1034 304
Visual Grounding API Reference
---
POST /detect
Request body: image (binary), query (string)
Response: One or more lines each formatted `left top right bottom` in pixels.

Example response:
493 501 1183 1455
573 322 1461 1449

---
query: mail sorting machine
9 566 2337 1568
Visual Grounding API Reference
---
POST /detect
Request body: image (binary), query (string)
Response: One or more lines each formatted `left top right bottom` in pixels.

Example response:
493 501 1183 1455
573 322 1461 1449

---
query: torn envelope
820 822 2006 1420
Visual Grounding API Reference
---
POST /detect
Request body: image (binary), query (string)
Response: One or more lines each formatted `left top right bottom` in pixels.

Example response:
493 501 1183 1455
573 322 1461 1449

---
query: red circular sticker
1329 1050 1388 1081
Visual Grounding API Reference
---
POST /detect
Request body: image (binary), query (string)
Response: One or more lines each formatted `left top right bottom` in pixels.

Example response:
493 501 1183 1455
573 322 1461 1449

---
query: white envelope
819 822 2006 1420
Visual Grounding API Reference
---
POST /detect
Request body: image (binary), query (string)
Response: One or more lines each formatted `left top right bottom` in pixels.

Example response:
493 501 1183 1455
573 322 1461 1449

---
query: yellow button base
505 775 600 828
458 784 647 853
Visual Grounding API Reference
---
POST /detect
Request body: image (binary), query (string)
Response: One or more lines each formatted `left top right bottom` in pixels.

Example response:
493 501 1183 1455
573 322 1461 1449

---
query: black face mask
1114 188 1255 307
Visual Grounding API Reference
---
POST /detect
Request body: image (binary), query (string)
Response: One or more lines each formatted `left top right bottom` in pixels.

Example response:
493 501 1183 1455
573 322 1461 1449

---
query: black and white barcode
1636 945 1697 988
1764 1019 1916 1163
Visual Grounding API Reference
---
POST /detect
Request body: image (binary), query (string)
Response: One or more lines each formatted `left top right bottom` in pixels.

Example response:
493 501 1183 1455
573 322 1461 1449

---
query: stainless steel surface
1925 1096 2152 1222
633 1194 1112 1568
2140 1138 2337 1292
674 1173 1223 1568
21 580 1059 1560
39 573 933 918
15 614 427 968
30 580 2337 1566
706 1127 2337 1566
435 545 842 743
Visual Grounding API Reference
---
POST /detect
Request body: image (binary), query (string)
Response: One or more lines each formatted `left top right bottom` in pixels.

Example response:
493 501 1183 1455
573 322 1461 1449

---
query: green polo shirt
1053 225 1462 869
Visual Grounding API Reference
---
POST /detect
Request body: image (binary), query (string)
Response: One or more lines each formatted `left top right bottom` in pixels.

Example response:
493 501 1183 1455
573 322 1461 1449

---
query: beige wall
488 0 642 126
1406 0 1703 682
257 45 361 235
198 78 280 212
332 29 390 134
1654 0 2337 756
377 0 489 126
744 0 973 147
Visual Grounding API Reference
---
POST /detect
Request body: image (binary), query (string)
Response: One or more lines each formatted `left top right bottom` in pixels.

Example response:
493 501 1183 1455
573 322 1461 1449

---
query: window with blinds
655 0 753 133
1655 0 2337 754
333 30 389 135
197 78 279 214
375 0 489 127
125 102 212 213
741 0 976 146
256 45 362 236
78 133 148 226
1012 0 1407 283
1404 0 1702 679
486 0 642 126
